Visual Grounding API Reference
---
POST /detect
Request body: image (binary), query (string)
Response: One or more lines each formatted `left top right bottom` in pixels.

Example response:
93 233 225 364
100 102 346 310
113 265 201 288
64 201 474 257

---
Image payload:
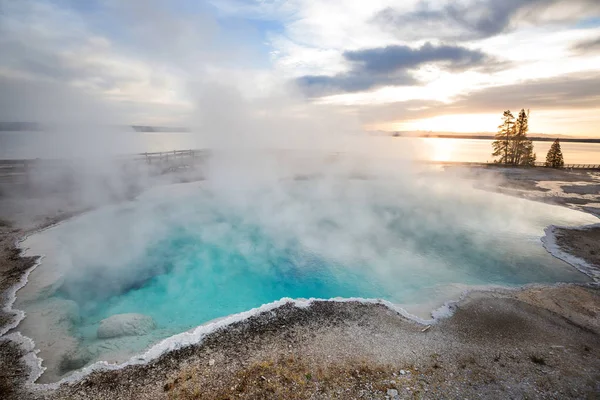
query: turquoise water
67 227 384 331
60 203 590 332
19 178 597 378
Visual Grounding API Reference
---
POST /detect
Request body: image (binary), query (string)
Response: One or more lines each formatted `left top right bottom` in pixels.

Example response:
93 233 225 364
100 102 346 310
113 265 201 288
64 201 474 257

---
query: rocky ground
0 221 38 399
554 227 600 268
0 166 599 399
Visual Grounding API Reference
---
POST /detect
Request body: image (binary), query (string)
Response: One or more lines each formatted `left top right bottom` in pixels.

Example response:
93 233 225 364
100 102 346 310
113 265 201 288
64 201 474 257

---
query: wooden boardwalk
534 162 600 170
139 149 208 172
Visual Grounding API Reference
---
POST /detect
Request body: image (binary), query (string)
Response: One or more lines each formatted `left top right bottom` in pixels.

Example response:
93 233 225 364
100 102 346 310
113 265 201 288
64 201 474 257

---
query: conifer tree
492 110 515 164
514 109 536 166
521 139 536 166
545 139 564 168
491 109 536 166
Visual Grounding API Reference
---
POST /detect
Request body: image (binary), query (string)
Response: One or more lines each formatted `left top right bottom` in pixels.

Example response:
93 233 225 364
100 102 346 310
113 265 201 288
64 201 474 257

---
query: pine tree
492 110 515 164
521 139 536 166
514 109 536 166
545 139 564 168
491 109 536 166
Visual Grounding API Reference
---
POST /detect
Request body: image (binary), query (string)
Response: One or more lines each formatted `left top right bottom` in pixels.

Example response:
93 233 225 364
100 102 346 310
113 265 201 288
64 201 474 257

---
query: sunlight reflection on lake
1 132 599 164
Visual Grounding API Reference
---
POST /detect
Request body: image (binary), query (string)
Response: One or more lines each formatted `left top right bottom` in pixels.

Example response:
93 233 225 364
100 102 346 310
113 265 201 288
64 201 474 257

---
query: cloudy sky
1 0 600 136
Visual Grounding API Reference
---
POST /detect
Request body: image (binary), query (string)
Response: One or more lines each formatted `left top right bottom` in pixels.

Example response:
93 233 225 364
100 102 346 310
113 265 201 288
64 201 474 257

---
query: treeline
491 109 564 168
492 109 535 166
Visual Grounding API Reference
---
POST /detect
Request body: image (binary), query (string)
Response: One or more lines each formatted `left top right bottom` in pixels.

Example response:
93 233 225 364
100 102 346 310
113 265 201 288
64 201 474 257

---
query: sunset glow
393 114 502 134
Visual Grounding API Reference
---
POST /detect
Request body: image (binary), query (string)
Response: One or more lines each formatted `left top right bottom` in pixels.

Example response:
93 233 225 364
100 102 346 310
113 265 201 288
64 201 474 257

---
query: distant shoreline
3 125 599 142
392 134 600 143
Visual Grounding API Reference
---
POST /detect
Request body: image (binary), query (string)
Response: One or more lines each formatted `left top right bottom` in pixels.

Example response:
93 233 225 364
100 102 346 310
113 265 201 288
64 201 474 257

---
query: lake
0 132 599 164
417 138 600 164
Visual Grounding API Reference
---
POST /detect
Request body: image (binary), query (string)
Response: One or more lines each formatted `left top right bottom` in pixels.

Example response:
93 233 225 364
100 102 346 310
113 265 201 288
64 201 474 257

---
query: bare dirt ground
561 185 600 195
554 227 600 268
0 166 599 400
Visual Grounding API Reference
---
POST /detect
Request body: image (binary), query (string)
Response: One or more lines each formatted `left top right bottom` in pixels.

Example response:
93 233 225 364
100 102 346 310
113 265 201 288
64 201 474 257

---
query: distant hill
131 126 189 133
388 131 600 143
0 122 189 133
2 123 598 143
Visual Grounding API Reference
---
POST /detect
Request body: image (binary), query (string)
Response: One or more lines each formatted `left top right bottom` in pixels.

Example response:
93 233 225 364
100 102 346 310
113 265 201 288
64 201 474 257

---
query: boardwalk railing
140 149 197 163
138 149 209 173
532 162 600 170
421 160 600 170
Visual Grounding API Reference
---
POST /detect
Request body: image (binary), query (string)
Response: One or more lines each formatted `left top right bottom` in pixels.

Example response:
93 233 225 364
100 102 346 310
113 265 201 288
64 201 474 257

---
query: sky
1 0 600 136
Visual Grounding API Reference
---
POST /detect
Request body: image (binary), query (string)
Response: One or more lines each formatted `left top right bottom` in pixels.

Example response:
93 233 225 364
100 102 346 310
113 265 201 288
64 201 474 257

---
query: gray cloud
0 1 145 120
375 0 600 41
572 36 600 53
0 0 254 125
344 43 488 73
297 43 494 96
447 72 600 113
296 71 416 97
351 71 600 125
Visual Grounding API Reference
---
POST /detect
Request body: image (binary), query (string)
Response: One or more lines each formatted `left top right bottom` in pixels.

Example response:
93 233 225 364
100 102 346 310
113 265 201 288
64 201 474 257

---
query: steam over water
15 165 597 382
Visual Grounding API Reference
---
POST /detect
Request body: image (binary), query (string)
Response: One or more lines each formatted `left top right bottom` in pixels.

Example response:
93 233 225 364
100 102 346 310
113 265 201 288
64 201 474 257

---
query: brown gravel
0 338 37 399
0 221 37 400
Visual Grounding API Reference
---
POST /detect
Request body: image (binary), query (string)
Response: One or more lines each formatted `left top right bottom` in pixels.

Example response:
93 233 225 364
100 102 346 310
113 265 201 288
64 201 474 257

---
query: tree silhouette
491 109 536 166
521 139 536 166
492 110 515 164
545 139 564 168
512 109 536 166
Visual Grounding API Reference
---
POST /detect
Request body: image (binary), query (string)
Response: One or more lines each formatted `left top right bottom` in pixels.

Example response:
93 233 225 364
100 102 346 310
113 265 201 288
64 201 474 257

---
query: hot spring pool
14 178 598 382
